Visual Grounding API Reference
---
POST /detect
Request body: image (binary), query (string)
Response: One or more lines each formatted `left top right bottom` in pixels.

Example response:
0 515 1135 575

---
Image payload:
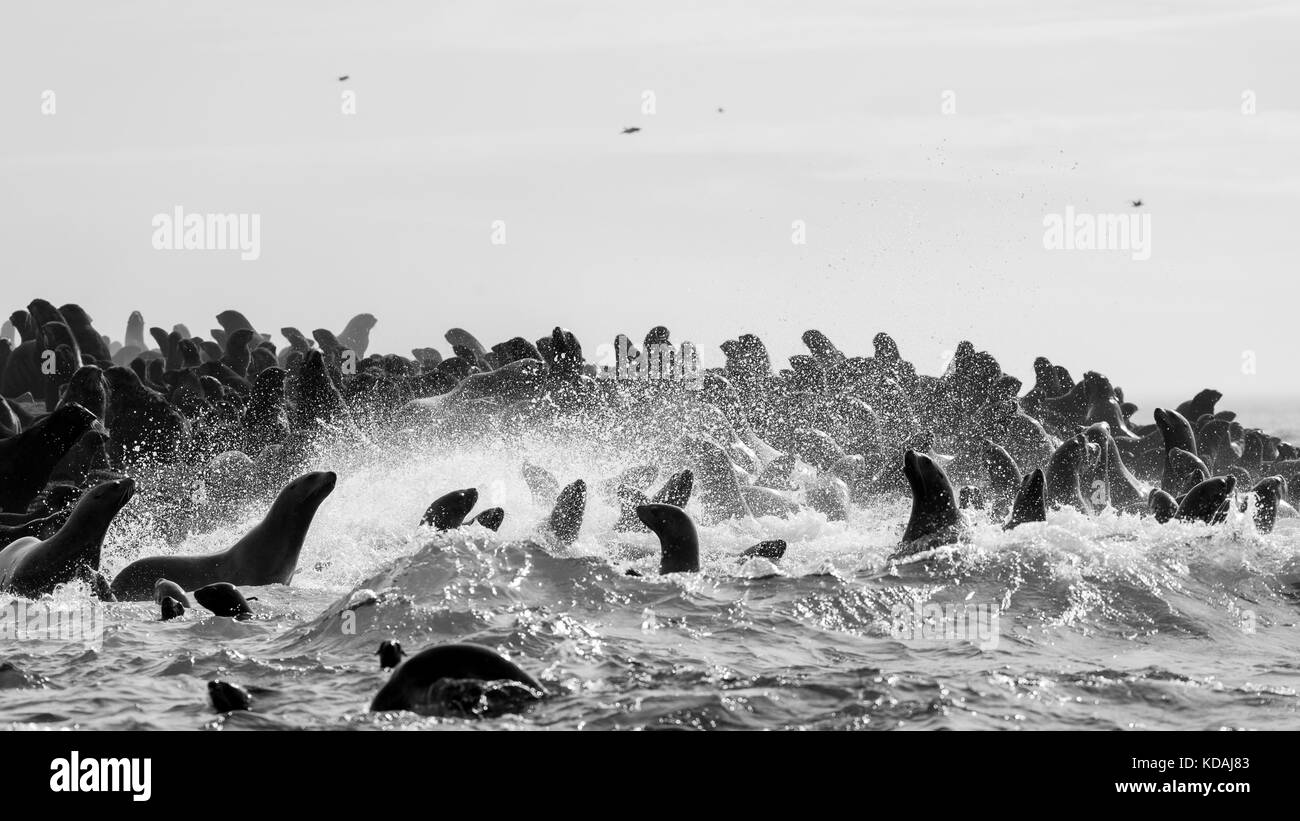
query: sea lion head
284 471 337 511
897 449 963 552
635 503 699 574
420 487 478 530
80 477 136 514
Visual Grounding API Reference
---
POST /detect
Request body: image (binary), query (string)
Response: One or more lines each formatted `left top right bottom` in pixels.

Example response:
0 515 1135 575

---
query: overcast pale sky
3 0 1298 410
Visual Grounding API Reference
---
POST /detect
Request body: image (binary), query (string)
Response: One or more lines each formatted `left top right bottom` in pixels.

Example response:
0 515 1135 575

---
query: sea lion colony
0 299 1294 717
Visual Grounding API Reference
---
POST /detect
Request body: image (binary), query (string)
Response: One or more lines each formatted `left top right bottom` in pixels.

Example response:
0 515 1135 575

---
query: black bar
0 731 1281 807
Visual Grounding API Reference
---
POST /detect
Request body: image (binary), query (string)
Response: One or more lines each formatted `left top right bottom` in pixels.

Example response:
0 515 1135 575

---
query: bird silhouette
621 126 641 134
1131 199 1143 207
338 75 349 82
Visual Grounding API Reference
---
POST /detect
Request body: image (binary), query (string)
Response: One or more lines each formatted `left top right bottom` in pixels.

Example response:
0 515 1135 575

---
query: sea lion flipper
740 539 786 560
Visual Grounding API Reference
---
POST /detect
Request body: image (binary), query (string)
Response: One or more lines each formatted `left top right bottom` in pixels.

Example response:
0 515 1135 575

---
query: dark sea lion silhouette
472 507 505 531
1004 469 1046 530
636 503 699 574
160 597 185 620
420 488 478 530
1148 488 1178 523
0 403 97 513
1245 476 1286 533
209 680 251 712
110 471 336 599
0 477 134 598
1176 476 1235 524
370 643 545 715
194 582 255 619
377 640 406 671
1044 434 1098 511
983 440 1021 518
740 539 786 560
895 450 962 556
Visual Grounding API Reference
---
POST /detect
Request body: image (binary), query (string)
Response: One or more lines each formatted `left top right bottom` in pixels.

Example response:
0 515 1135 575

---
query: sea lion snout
1083 441 1101 466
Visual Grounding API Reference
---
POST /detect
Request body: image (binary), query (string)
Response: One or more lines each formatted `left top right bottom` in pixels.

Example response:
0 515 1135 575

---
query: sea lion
369 643 545 715
194 582 256 619
1154 407 1197 462
50 429 112 488
104 366 188 466
109 471 337 600
0 511 67 549
614 469 694 532
1079 422 1148 513
58 365 108 421
56 304 112 363
1197 419 1240 473
740 484 802 518
597 463 659 504
209 680 252 713
1175 475 1235 524
1004 469 1047 530
420 488 478 530
740 539 787 560
688 436 752 524
377 639 406 671
755 453 797 490
153 578 191 607
1175 389 1221 423
472 507 505 531
444 329 490 369
160 596 185 620
652 469 693 507
545 479 586 546
806 476 851 521
1164 447 1210 496
0 403 97 513
520 462 560 506
336 313 378 358
635 503 700 574
215 309 258 337
982 440 1021 518
1043 434 1099 512
0 477 134 598
291 350 352 433
1079 372 1138 439
491 337 543 368
1148 488 1179 523
1246 476 1286 534
894 450 963 557
220 328 256 377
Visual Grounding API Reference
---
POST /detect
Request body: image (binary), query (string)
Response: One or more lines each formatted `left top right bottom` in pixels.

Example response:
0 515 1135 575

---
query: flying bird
621 126 641 134
1130 199 1143 207
338 75 349 82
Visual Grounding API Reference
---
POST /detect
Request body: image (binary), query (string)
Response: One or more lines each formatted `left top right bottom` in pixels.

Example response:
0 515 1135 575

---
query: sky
3 0 1299 414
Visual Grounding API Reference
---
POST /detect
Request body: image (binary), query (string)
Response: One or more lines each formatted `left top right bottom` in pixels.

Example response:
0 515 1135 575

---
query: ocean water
3 407 1300 731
